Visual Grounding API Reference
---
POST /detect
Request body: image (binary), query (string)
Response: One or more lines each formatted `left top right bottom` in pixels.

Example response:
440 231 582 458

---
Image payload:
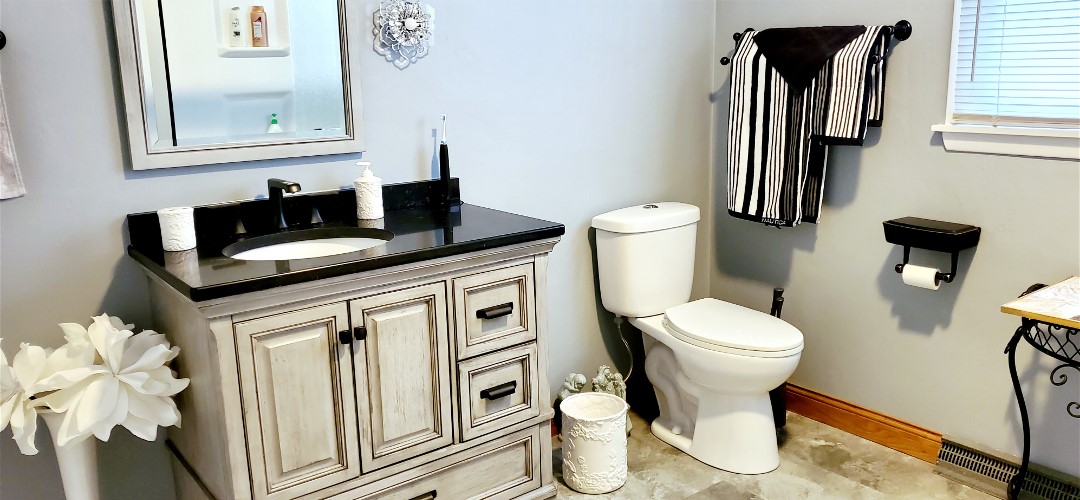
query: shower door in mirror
113 0 364 169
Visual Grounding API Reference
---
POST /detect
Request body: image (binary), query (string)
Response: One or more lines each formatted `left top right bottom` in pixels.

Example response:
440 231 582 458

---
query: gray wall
711 0 1079 476
7 0 1075 497
0 0 714 497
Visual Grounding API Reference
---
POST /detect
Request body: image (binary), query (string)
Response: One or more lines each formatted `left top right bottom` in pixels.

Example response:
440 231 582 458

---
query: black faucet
268 178 301 230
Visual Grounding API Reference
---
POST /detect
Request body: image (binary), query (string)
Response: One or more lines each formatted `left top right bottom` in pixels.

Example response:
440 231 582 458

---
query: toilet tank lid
664 298 804 352
592 202 700 234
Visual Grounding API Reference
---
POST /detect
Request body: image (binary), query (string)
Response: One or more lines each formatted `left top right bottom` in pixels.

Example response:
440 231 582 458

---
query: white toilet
592 202 804 474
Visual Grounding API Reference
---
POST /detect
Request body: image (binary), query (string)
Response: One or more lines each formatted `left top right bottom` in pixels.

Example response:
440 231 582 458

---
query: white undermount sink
223 227 394 261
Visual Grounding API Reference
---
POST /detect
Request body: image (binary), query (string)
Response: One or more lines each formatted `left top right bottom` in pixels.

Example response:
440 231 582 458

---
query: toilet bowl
591 202 804 474
631 298 802 474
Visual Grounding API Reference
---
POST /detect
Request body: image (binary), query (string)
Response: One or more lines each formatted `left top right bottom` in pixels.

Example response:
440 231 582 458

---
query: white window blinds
951 0 1080 127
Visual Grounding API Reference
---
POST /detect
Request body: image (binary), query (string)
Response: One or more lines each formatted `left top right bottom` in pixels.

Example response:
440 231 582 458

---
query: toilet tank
592 203 700 318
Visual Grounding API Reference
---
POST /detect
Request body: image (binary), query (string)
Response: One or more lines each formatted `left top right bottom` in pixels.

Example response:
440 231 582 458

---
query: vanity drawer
458 343 540 441
453 262 536 359
360 426 542 500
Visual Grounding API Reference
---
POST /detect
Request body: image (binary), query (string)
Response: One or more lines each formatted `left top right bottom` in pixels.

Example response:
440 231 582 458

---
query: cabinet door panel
234 303 360 499
351 282 453 471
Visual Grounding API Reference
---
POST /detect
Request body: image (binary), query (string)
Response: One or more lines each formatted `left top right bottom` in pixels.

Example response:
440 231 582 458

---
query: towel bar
719 20 911 65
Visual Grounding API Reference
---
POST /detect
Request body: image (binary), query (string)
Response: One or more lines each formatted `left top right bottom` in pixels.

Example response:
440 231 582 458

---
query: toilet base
631 313 798 475
650 392 780 474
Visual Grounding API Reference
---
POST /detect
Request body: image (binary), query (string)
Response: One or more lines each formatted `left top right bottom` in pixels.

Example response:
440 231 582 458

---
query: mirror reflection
134 0 349 150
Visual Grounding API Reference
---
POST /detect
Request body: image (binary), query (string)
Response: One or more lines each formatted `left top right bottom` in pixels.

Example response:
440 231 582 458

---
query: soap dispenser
353 161 384 220
267 113 283 133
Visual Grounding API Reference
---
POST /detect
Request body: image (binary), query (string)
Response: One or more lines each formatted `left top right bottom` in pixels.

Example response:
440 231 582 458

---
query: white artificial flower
0 340 44 454
58 316 130 347
0 339 92 455
36 315 189 446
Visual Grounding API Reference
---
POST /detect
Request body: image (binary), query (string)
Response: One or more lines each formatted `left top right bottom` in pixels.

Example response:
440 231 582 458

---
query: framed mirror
111 0 365 170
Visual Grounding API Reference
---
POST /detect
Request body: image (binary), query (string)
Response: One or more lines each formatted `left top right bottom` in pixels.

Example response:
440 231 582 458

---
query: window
933 0 1080 159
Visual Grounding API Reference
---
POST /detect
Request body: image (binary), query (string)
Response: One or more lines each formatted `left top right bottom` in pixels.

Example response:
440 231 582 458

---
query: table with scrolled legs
1000 277 1080 500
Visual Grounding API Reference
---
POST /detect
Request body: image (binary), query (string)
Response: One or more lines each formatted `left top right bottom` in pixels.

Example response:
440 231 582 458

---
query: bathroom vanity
126 181 563 499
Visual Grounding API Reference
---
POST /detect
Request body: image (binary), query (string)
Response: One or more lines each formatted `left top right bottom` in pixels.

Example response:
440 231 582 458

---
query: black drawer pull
409 491 437 500
480 381 517 400
476 302 514 320
338 330 352 345
353 326 368 341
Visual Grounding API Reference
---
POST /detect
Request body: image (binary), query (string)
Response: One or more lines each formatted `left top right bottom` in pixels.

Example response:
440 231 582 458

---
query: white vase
40 411 101 500
560 392 629 494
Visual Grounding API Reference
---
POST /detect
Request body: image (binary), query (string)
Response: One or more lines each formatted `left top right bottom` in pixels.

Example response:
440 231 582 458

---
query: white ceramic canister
560 392 630 494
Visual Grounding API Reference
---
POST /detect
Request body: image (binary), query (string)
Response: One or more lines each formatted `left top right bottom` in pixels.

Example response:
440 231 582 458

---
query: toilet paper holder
883 217 981 284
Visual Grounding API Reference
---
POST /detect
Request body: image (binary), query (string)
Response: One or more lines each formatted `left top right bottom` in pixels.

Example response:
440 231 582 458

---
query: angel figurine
591 365 631 435
554 373 587 435
558 373 587 401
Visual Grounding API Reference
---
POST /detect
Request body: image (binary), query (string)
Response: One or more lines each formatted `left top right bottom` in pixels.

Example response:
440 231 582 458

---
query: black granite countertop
127 179 564 302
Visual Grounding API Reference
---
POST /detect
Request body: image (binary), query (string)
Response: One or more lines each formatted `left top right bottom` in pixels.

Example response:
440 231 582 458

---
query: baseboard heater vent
936 439 1080 500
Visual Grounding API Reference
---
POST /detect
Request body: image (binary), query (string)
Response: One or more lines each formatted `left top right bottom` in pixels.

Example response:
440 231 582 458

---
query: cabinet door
350 282 453 471
234 303 360 500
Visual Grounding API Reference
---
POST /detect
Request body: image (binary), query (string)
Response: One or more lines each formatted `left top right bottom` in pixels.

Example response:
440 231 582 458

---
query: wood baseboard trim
784 384 943 463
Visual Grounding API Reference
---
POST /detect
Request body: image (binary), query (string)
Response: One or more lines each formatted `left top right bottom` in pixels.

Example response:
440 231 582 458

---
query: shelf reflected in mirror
112 0 365 169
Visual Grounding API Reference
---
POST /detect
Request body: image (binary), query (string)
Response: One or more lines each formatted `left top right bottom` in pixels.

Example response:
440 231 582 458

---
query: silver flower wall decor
373 0 436 69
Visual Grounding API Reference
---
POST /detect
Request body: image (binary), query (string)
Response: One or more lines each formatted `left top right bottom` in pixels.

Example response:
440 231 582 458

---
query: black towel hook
0 31 6 51
720 21 911 65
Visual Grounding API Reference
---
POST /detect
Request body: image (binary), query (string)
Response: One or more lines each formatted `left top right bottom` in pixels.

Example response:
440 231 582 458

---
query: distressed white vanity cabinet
148 239 559 499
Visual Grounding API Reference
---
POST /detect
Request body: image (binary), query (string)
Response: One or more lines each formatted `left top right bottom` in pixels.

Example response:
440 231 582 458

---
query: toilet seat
662 298 804 358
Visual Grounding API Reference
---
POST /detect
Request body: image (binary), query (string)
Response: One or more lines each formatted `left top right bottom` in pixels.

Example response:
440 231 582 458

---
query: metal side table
1001 277 1080 500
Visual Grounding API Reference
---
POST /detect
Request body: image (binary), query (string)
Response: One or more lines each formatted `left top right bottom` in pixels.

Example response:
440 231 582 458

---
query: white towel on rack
0 71 25 200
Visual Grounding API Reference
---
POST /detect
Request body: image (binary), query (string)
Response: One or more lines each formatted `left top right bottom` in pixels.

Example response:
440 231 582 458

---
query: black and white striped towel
727 31 818 227
727 26 890 227
802 26 888 223
867 31 889 127
809 26 888 145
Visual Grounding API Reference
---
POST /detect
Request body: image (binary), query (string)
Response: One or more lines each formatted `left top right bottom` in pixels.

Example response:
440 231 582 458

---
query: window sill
930 124 1079 160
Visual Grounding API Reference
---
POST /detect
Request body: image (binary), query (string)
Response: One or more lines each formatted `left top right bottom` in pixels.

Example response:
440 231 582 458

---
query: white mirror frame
111 0 365 170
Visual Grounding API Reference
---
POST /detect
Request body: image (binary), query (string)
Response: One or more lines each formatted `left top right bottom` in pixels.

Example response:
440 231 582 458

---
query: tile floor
553 411 995 499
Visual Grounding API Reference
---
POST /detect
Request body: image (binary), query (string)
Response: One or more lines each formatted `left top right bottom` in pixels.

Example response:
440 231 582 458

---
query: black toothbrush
440 114 451 206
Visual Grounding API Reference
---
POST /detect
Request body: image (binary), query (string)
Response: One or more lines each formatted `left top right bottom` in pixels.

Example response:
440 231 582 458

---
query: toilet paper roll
157 207 196 252
901 264 941 290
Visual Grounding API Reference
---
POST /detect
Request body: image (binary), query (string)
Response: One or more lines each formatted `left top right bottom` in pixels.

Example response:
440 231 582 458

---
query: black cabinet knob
338 330 352 345
353 326 367 341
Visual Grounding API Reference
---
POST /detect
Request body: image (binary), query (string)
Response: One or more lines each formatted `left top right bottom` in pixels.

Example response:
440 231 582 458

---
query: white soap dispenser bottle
267 113 284 133
353 161 384 220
